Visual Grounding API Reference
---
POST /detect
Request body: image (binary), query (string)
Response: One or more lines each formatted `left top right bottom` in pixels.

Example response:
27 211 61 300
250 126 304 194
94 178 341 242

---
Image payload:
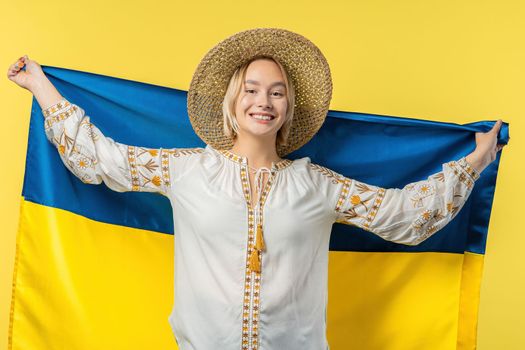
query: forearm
30 75 64 111
465 119 505 174
465 151 488 174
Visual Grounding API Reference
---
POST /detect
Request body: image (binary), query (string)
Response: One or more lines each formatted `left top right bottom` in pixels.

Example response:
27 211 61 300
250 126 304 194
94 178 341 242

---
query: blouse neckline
209 145 293 171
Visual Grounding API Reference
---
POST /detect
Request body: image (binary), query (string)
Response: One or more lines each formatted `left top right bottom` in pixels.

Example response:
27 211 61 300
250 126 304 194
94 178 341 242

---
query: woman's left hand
466 119 507 174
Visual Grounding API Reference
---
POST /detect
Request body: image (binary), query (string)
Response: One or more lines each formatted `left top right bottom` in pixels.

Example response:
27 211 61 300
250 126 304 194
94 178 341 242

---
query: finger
7 69 18 79
16 58 26 69
10 62 22 72
12 56 23 65
10 67 20 76
7 68 22 78
490 119 502 134
8 61 25 76
8 65 19 76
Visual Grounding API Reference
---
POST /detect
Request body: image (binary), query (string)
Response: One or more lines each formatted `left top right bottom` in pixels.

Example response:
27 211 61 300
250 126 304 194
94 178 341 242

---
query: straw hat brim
187 28 333 157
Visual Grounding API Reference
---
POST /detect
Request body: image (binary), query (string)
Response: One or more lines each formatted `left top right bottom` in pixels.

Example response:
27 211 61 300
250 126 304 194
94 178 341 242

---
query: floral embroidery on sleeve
42 99 203 195
332 157 480 246
128 146 166 191
334 179 386 230
127 147 204 192
309 163 345 184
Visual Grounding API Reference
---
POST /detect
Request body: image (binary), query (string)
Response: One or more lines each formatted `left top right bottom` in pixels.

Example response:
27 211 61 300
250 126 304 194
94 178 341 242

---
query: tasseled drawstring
248 167 271 273
249 224 265 272
255 224 265 250
249 247 261 272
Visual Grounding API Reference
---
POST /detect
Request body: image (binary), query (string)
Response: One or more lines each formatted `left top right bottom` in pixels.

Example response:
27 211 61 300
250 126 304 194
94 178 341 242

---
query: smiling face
233 58 289 143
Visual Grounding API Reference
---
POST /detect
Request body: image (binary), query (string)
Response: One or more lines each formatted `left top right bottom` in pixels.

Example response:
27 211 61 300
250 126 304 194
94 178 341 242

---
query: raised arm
318 120 505 246
333 157 480 245
42 99 178 194
7 56 199 195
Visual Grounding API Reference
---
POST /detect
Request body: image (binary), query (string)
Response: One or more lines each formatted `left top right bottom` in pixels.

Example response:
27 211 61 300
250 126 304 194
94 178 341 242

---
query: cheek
277 101 288 118
277 115 288 129
237 95 253 111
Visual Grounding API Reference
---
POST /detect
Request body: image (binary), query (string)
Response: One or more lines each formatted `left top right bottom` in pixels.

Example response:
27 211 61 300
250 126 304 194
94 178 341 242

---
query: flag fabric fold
9 65 508 350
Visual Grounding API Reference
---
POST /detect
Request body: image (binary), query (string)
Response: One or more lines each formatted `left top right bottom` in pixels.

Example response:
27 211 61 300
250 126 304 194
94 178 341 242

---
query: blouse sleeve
331 158 480 246
42 99 199 195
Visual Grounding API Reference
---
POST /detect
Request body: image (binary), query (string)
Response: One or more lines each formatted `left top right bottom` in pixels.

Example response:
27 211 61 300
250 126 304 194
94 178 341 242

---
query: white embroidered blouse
42 100 480 350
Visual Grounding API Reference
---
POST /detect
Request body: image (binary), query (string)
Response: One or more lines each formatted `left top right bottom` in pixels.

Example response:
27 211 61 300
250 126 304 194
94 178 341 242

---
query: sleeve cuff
457 157 481 181
42 100 77 129
42 99 71 118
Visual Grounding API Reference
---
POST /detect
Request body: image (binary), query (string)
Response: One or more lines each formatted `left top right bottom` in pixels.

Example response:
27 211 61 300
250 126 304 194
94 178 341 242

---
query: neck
230 134 282 169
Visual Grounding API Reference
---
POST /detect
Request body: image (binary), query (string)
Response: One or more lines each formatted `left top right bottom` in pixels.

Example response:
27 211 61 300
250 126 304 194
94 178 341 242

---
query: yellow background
1 0 523 348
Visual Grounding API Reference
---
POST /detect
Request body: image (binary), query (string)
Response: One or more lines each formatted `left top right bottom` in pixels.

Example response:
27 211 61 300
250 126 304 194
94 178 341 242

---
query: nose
256 92 273 110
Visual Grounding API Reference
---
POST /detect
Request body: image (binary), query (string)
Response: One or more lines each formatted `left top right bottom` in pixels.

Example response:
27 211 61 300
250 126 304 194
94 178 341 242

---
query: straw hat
187 28 333 157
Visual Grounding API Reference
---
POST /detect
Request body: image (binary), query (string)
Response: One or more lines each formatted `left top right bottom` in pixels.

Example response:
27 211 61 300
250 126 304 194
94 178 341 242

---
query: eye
272 91 284 97
245 89 256 94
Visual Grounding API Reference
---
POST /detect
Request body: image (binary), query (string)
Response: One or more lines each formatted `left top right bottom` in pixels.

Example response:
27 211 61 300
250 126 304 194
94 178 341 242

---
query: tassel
249 249 261 272
255 224 265 251
249 224 265 272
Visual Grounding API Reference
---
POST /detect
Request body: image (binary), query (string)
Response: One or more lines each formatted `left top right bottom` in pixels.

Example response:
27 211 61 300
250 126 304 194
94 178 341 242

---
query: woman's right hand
7 55 47 92
7 56 64 110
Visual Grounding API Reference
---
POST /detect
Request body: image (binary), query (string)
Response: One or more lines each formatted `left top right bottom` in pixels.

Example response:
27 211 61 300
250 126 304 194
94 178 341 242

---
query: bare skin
7 55 508 203
229 59 289 208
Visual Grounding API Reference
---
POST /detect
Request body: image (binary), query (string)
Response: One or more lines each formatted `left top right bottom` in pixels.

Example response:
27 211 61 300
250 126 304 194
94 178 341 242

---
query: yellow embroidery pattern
127 147 201 192
219 149 292 171
449 189 464 217
447 158 479 190
220 149 243 163
273 159 293 170
161 150 171 187
238 161 276 350
128 146 140 191
309 163 345 184
412 208 447 242
42 100 70 117
362 188 385 229
335 177 386 230
412 181 466 242
458 157 480 180
311 163 388 228
45 101 203 194
334 157 477 239
409 182 436 208
413 209 445 230
335 178 352 212
432 172 445 182
53 129 96 184
44 105 78 130
80 119 99 141
168 148 205 157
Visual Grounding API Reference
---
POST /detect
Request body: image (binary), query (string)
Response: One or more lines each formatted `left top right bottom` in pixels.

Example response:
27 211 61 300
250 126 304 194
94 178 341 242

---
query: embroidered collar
211 145 293 171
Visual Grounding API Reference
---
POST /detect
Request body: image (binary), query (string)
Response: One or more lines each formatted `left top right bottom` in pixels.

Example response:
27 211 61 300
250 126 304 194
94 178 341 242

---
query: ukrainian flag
9 66 508 349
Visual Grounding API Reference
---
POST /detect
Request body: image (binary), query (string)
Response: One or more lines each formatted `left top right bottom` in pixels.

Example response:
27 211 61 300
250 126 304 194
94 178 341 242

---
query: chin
238 127 279 140
249 130 279 139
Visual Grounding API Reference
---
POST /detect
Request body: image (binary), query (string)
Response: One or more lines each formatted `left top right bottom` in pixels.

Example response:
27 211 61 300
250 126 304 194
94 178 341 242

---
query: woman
8 28 504 350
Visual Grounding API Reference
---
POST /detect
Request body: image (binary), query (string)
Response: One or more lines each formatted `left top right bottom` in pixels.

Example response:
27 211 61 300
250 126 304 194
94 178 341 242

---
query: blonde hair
222 56 295 148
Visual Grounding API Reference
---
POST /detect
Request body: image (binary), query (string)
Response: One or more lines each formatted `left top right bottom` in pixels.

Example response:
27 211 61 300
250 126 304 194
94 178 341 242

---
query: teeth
251 114 274 121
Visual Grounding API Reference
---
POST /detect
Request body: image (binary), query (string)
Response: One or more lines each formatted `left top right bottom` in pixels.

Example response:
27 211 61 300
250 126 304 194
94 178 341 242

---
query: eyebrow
245 80 286 88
